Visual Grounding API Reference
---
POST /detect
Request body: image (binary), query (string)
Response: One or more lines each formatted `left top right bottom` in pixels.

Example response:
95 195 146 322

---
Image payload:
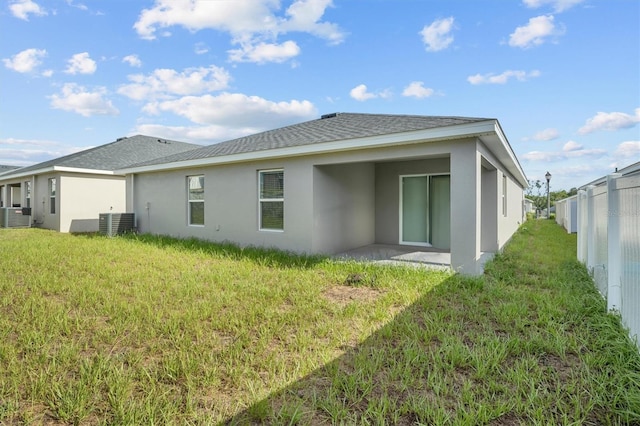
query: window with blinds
188 175 204 226
259 169 284 231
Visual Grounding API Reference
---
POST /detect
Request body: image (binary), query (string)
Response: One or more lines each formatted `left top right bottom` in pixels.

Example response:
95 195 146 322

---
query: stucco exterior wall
59 174 126 232
312 163 375 253
476 141 525 251
33 173 59 231
498 173 524 248
132 159 316 254
481 166 499 253
374 157 450 245
450 140 482 273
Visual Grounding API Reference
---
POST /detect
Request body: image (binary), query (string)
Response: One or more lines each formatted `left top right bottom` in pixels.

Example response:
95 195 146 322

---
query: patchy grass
1 221 639 425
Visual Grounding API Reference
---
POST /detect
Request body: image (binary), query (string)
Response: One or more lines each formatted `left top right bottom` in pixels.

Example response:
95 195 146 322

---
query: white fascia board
0 166 54 181
482 121 529 188
54 166 115 176
118 120 500 174
0 166 115 181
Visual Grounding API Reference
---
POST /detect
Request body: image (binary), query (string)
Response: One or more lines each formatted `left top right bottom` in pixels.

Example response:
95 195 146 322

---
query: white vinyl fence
555 195 577 233
577 173 640 348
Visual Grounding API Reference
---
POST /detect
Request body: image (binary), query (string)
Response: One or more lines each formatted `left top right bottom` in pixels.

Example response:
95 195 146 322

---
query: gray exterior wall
34 173 58 231
132 159 316 254
312 163 375 253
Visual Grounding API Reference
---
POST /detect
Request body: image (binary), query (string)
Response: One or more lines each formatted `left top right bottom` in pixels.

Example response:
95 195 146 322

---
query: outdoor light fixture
545 171 551 219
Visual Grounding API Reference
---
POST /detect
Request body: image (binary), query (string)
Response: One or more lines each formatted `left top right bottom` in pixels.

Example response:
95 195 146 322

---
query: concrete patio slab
334 244 452 270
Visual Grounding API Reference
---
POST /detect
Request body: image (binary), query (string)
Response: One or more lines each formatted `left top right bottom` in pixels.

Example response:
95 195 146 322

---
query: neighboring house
119 113 528 275
0 135 201 232
523 198 534 215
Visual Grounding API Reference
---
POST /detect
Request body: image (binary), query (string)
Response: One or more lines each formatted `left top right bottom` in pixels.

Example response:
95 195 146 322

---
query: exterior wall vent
99 213 135 237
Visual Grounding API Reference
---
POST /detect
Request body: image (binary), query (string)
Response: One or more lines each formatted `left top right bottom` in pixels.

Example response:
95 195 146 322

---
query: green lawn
0 221 638 425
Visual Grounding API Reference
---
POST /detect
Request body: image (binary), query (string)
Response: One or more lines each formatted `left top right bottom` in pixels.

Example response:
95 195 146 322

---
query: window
259 169 284 231
502 174 507 216
49 178 56 214
25 181 31 208
188 175 204 226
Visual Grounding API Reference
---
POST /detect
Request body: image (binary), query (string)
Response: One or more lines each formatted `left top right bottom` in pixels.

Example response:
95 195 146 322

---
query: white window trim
187 175 205 227
258 168 284 232
49 178 56 215
25 181 31 208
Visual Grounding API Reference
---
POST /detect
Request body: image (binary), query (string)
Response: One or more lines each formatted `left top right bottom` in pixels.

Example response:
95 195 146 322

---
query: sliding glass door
400 174 450 249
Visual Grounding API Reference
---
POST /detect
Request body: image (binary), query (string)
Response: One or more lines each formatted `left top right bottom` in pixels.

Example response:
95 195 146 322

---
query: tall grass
1 220 638 425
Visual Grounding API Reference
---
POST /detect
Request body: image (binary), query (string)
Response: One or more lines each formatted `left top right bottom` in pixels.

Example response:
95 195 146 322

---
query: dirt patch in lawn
323 285 381 307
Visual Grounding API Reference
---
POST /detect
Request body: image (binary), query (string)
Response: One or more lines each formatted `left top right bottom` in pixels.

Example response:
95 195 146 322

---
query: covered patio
335 243 451 270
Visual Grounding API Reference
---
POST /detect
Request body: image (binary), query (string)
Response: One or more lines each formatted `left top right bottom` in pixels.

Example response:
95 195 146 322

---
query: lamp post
545 171 551 219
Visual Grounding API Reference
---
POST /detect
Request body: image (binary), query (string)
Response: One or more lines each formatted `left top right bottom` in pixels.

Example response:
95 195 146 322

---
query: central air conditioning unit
99 213 135 237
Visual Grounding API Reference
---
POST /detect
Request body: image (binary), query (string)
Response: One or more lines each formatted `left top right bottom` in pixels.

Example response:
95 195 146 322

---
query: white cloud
531 128 559 141
133 0 344 63
122 54 142 68
142 92 317 128
131 123 259 144
349 84 391 101
562 140 582 152
194 42 209 55
420 17 455 52
350 84 375 101
3 48 47 73
614 141 640 158
49 83 119 117
66 0 89 11
0 137 87 165
522 144 606 161
228 40 301 64
523 0 585 12
467 70 541 85
9 0 47 20
402 81 435 99
118 66 231 101
65 52 97 75
508 15 563 48
578 108 640 134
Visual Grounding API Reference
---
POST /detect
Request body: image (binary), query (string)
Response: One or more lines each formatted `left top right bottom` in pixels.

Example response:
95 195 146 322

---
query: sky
1 0 639 192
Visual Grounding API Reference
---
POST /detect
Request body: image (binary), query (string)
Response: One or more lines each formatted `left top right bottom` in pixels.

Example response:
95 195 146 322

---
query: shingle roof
1 135 201 177
127 113 490 168
0 165 20 175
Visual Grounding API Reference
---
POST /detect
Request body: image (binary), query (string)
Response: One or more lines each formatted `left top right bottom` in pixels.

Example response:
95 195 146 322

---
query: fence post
607 174 622 312
586 185 596 274
577 190 587 262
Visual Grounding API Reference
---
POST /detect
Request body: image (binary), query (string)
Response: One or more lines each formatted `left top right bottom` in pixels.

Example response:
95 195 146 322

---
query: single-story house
0 135 200 232
119 113 528 275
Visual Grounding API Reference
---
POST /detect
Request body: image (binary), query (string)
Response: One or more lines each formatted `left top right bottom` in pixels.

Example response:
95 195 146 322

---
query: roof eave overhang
0 166 116 181
478 121 529 188
118 120 527 185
